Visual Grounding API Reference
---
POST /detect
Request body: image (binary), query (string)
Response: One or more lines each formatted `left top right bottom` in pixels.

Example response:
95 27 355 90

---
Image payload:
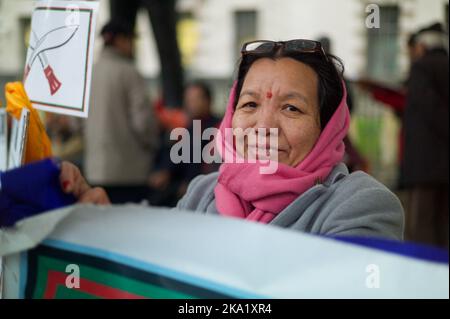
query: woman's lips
247 145 285 161
247 145 286 154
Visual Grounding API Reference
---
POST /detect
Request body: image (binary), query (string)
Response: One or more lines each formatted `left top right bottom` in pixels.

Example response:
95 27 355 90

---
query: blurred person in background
109 0 184 108
400 23 449 248
356 25 443 180
84 20 159 204
148 81 220 207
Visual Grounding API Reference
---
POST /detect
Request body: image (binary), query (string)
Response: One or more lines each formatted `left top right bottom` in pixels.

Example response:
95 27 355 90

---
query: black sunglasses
241 39 329 62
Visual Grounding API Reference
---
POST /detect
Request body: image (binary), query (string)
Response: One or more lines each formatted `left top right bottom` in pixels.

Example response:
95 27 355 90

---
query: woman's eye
284 104 302 113
241 102 258 109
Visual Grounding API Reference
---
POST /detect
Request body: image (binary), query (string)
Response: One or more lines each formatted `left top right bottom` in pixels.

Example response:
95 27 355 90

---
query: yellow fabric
5 82 52 164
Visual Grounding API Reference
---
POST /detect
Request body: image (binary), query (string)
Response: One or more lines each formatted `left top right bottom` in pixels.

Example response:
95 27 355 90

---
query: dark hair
408 33 418 47
418 22 446 35
100 20 135 46
234 50 344 129
186 81 213 103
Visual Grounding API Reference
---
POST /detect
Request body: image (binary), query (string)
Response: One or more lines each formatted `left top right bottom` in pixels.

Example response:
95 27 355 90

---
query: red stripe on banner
43 270 147 299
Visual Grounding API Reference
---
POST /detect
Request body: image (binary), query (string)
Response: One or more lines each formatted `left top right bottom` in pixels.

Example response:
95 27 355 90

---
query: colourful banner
1 205 449 299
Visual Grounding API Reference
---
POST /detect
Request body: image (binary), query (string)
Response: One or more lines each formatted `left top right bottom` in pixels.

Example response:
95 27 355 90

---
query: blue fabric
332 236 449 264
0 158 76 227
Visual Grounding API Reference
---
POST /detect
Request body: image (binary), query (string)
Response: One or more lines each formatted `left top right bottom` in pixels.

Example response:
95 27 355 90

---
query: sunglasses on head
241 39 329 62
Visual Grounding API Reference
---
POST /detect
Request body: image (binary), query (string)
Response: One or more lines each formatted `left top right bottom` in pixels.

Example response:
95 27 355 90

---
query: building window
234 10 258 61
366 5 400 82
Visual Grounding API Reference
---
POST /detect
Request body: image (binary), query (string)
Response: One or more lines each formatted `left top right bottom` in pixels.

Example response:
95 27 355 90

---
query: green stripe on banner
55 286 99 299
33 255 195 299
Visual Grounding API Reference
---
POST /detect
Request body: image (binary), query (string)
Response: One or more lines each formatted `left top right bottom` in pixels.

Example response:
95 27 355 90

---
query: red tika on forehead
266 92 273 99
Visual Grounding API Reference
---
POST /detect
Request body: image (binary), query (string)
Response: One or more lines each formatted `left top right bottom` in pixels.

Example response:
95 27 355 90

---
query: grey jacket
85 48 158 185
177 163 404 240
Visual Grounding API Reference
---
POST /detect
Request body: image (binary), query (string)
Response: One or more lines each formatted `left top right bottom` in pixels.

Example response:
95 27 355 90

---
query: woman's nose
255 105 278 132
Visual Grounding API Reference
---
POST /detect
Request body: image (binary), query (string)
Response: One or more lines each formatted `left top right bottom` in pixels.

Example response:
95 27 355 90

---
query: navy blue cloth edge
331 236 449 264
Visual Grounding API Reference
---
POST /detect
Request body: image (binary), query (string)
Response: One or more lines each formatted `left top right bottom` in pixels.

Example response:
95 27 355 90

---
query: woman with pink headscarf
60 39 403 239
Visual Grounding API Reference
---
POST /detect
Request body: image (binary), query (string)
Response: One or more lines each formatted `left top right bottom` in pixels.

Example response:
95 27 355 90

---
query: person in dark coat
401 23 449 248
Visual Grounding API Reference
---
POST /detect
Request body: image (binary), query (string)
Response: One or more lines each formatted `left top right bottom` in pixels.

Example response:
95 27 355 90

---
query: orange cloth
5 82 52 164
154 99 188 130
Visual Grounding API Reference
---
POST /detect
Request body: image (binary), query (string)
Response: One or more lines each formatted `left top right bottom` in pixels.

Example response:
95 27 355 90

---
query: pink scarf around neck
213 81 351 224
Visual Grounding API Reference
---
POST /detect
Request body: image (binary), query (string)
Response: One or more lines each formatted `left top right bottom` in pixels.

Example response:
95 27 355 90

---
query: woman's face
232 57 321 167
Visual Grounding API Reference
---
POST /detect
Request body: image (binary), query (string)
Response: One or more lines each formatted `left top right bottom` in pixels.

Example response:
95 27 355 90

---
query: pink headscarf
214 81 351 224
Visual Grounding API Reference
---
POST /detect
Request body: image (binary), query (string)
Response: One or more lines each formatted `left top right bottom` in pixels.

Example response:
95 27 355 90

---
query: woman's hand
59 161 111 205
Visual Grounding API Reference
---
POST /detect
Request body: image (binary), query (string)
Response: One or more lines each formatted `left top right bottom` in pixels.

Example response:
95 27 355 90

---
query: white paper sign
0 109 7 172
7 109 30 170
24 0 99 118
